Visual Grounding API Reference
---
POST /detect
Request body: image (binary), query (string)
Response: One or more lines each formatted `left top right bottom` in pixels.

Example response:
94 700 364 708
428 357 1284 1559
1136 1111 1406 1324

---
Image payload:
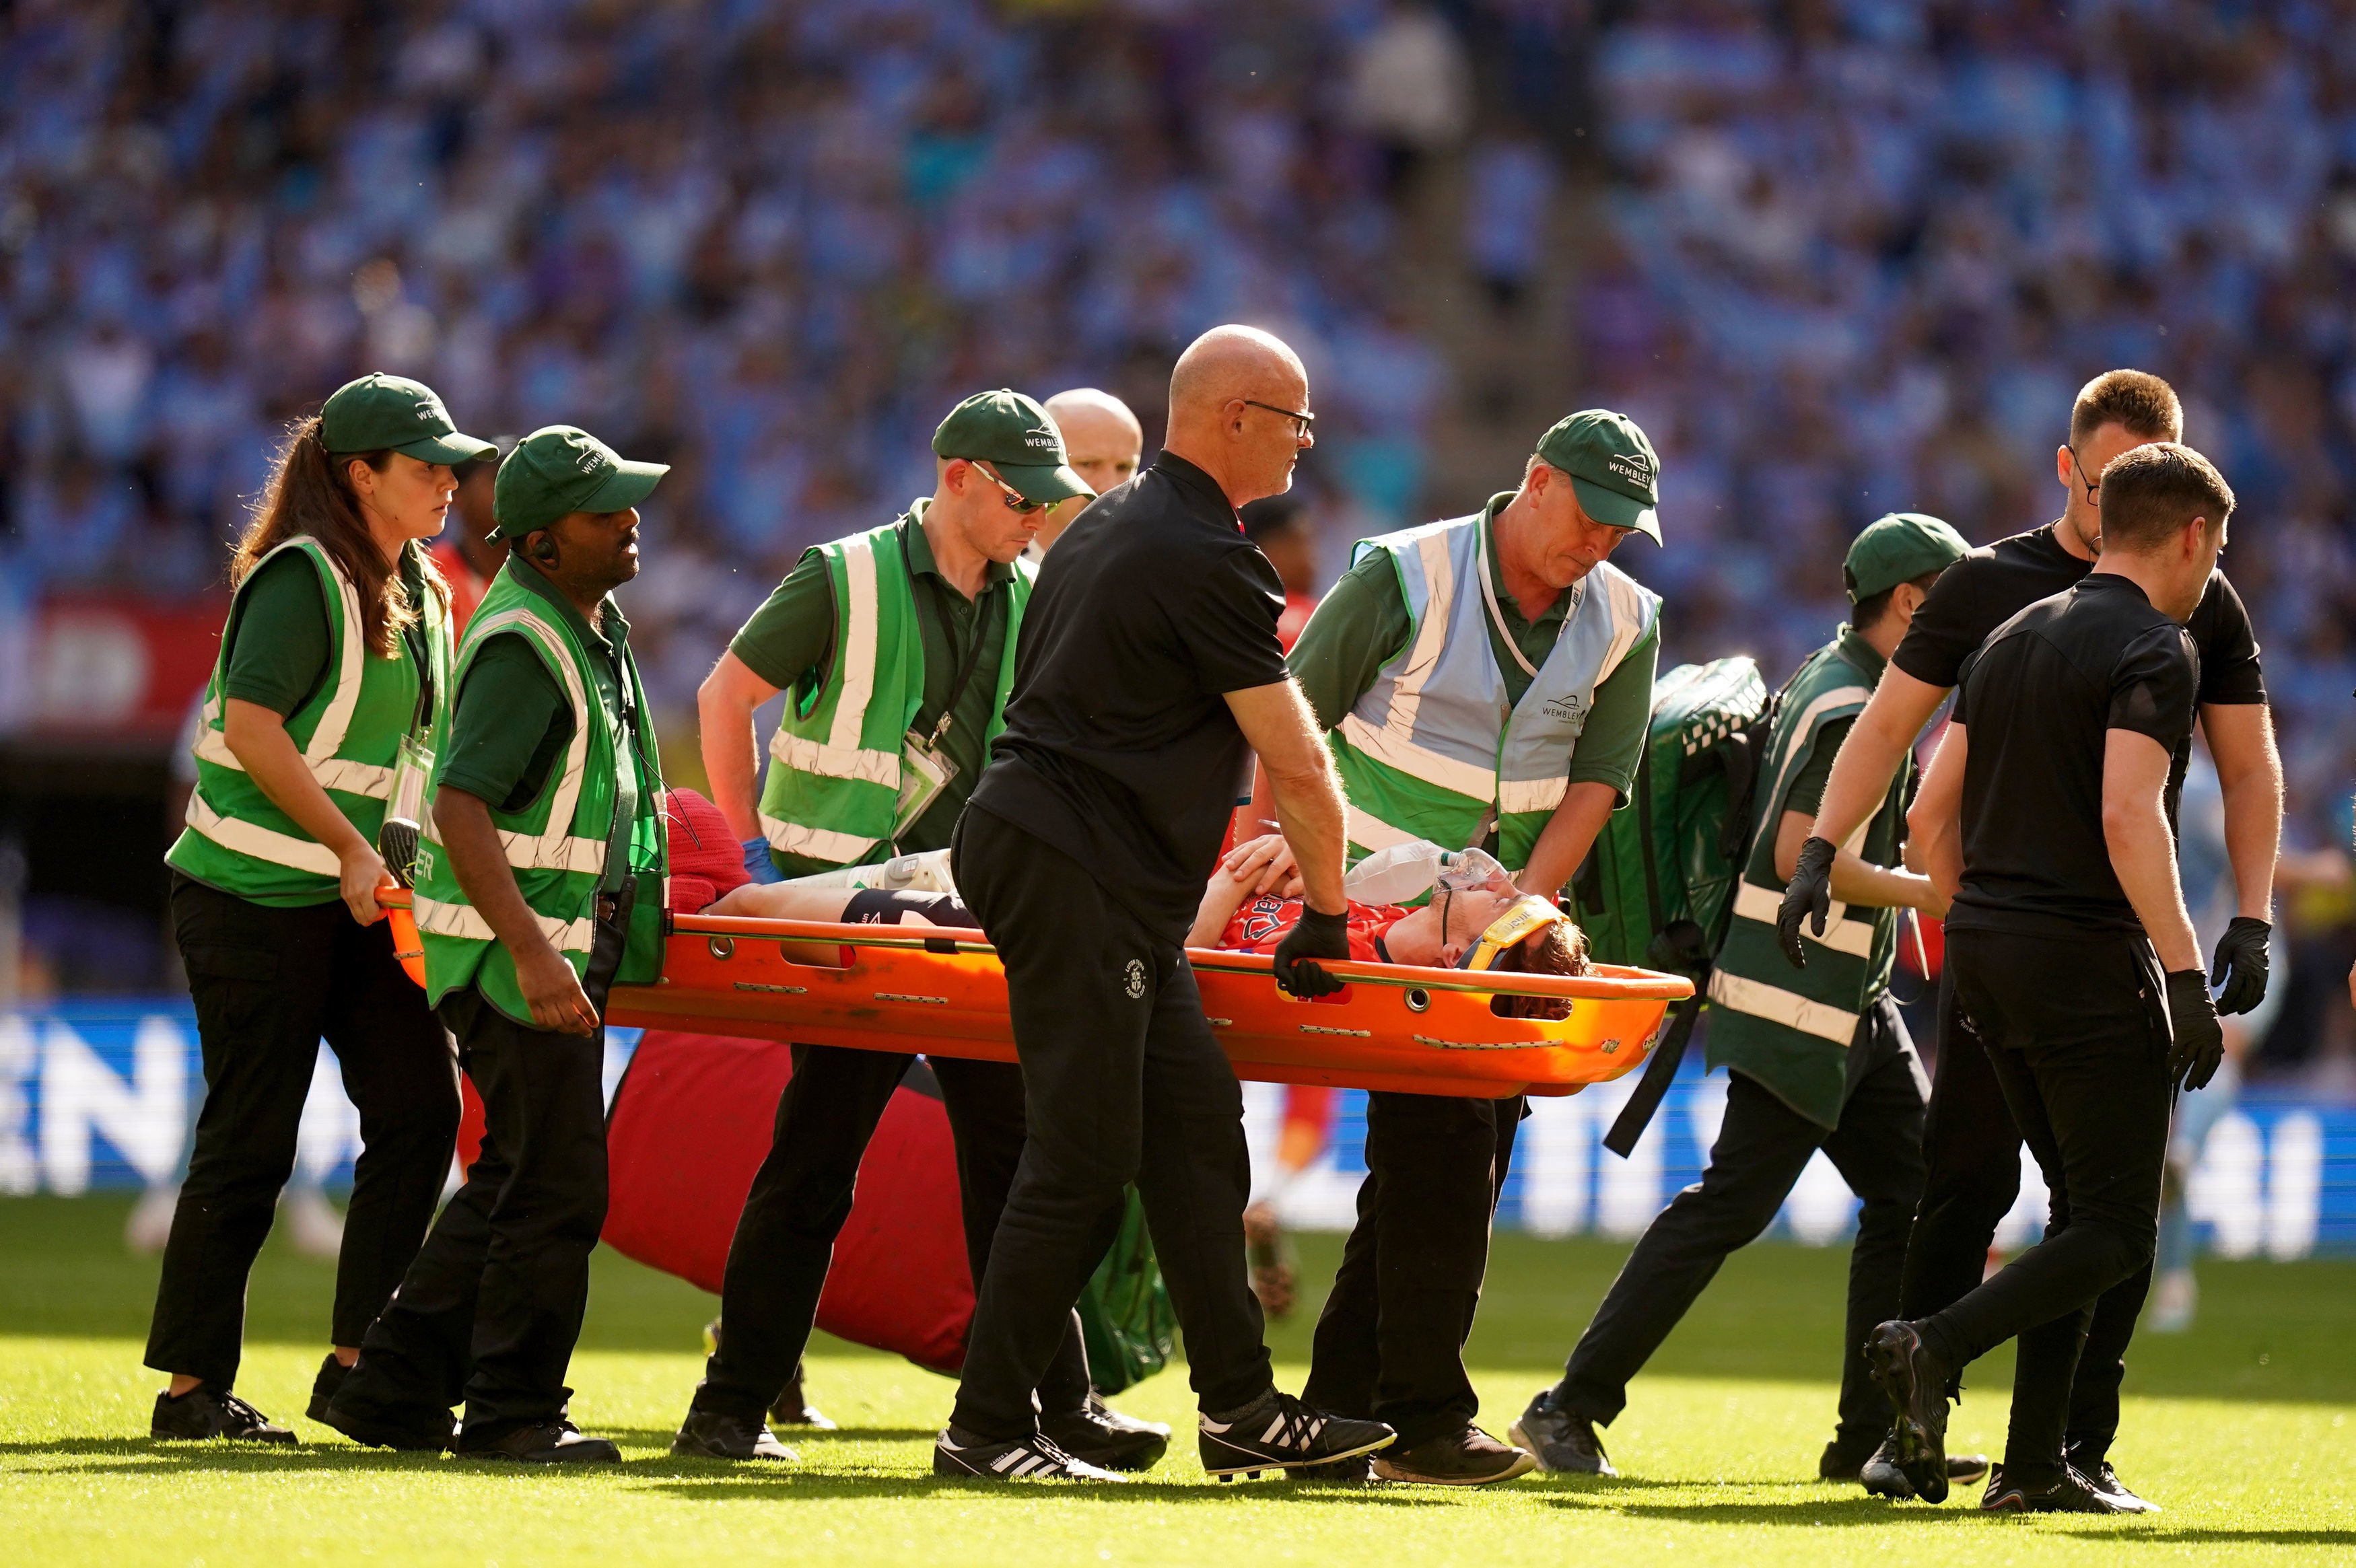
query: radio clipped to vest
379 734 436 886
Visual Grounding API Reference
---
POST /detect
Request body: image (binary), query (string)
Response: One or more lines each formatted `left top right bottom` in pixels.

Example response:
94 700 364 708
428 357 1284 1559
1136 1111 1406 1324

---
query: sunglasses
1243 399 1317 440
968 460 1049 515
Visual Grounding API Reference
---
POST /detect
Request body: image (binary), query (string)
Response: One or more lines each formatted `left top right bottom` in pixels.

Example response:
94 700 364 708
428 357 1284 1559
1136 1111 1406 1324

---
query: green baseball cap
320 373 497 465
932 389 1094 506
489 426 669 542
1534 408 1663 542
1844 511 1971 602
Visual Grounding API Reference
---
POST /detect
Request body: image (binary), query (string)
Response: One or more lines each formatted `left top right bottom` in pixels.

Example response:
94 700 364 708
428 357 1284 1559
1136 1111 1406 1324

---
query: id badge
895 728 958 837
379 734 437 886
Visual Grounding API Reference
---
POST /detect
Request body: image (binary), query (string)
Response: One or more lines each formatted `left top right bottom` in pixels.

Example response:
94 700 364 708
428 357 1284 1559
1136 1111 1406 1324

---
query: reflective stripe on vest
412 891 596 956
451 606 610 876
1707 968 1860 1045
765 531 905 790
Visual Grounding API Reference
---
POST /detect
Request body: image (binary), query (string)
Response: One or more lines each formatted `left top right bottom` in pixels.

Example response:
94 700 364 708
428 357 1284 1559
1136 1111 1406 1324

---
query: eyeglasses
2064 445 2103 504
1243 399 1317 440
967 460 1049 515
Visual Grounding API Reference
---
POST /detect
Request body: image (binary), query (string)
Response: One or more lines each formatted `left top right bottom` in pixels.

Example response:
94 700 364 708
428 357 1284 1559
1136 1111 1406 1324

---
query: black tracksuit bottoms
146 872 459 1390
1552 997 1927 1448
1301 1090 1522 1448
689 1044 1094 1420
1896 964 2153 1461
948 807 1272 1439
1920 928 2172 1487
334 898 629 1441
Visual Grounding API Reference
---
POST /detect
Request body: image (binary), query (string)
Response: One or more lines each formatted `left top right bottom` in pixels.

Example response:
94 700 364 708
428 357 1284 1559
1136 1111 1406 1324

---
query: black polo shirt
1946 573 2201 939
1892 521 2264 706
967 450 1291 939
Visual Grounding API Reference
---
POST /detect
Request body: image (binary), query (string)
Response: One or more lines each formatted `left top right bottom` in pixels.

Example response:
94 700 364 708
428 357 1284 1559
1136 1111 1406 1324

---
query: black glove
2209 915 2272 1017
2164 968 2225 1093
1776 836 1838 970
1272 906 1350 999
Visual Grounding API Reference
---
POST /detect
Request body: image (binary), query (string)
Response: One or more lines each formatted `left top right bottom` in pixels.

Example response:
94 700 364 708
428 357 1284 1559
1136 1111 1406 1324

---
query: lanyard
919 574 995 748
395 553 436 737
1474 518 1572 680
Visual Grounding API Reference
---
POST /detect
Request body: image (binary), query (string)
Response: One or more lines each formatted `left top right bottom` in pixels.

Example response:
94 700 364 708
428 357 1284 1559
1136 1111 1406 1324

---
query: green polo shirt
730 503 1017 878
438 559 647 895
1288 493 1658 805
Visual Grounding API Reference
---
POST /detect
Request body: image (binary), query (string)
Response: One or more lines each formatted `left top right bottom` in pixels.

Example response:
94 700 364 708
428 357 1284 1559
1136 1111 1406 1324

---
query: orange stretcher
384 896 1691 1098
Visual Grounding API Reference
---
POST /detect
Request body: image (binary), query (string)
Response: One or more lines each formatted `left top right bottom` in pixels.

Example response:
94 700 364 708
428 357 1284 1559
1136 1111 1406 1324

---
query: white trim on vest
191 725 394 798
412 893 594 955
1708 967 1859 1045
1760 684 1871 837
1344 803 1420 853
760 813 880 865
832 536 883 755
1498 776 1568 816
1336 712 1496 802
182 789 342 878
767 727 902 789
1387 525 1458 736
1730 880 1875 958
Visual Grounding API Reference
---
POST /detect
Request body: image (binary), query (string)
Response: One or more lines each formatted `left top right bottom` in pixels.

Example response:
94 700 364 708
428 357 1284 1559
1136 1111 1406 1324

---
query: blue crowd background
3 0 2355 1085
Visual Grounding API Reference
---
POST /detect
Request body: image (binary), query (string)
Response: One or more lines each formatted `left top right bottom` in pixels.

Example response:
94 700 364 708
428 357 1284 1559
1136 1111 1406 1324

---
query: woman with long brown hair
147 374 495 1444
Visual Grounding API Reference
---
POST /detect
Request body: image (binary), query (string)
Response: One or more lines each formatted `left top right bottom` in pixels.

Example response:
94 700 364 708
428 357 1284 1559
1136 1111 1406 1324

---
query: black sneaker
1506 1389 1616 1476
1039 1394 1171 1472
1197 1389 1394 1479
934 1426 1128 1482
1863 1322 1951 1504
151 1386 296 1444
671 1409 798 1462
2067 1451 2161 1514
1853 1432 1989 1497
1290 1452 1373 1484
1981 1464 2126 1514
1372 1425 1536 1486
306 1353 351 1423
457 1418 619 1464
320 1386 456 1452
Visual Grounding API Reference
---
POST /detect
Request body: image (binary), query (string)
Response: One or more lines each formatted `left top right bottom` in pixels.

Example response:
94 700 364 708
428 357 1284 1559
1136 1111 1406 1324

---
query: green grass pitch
3 1197 2351 1566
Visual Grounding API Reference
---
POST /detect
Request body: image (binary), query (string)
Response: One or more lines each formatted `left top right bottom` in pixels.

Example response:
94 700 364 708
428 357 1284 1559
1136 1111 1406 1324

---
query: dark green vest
1706 629 1908 1128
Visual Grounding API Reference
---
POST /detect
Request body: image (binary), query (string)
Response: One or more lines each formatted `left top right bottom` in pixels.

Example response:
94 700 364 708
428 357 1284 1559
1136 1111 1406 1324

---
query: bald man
1034 388 1145 555
935 326 1397 1484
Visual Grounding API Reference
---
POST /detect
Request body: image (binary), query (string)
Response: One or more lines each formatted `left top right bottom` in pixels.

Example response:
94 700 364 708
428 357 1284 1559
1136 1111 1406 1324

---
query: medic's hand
2164 968 2225 1092
1776 836 1838 969
2209 916 2271 1017
339 842 390 927
517 943 599 1036
1272 906 1350 999
741 837 784 886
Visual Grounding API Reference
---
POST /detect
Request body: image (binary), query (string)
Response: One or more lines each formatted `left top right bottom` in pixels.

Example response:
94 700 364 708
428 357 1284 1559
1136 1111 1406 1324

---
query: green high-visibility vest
167 536 452 906
410 564 667 1020
756 513 1033 869
1705 627 1906 1129
1326 512 1658 875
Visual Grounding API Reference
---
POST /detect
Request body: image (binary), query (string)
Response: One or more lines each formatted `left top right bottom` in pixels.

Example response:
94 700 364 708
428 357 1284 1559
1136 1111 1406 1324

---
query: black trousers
1896 965 2153 1459
948 808 1272 1439
1923 928 2172 1486
690 1045 1093 1419
335 900 628 1439
146 872 458 1389
1301 1090 1521 1448
1553 999 1927 1448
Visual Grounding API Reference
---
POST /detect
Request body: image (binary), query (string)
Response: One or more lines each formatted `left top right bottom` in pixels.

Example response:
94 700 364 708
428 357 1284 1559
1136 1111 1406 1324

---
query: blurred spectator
1344 1 1476 192
1239 493 1319 650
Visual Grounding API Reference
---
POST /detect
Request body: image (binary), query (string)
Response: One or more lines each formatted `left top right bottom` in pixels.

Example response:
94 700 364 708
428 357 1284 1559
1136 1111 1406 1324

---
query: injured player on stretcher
706 832 1591 1018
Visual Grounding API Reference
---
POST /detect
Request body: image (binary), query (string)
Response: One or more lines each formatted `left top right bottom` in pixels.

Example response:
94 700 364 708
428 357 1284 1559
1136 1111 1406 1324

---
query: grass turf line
3 1197 2352 1567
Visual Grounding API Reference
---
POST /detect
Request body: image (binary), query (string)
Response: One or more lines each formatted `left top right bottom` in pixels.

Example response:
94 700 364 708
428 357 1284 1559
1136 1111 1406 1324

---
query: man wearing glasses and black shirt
1865 443 2233 1512
1780 371 2280 1509
678 390 1167 1472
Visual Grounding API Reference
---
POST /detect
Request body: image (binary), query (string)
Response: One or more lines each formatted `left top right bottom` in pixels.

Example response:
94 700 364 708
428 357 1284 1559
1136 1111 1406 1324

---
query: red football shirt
1218 894 1404 961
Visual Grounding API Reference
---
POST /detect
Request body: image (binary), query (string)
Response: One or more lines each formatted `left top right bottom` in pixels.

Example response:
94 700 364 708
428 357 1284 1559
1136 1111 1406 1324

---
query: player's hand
2208 916 2271 1016
741 837 784 886
339 842 390 926
1224 832 1302 897
1776 836 1837 969
517 943 599 1036
2164 968 2225 1092
1272 905 1350 998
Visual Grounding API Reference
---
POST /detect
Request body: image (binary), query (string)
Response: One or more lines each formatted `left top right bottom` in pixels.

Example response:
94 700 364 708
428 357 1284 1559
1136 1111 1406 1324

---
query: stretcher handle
667 911 1696 1004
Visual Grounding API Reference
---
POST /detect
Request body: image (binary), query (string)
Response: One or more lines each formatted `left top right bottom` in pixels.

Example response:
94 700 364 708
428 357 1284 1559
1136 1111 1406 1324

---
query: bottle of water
1343 841 1447 904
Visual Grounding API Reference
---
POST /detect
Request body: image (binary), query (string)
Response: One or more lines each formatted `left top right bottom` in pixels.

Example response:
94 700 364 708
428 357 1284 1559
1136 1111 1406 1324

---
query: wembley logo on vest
1541 692 1591 727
